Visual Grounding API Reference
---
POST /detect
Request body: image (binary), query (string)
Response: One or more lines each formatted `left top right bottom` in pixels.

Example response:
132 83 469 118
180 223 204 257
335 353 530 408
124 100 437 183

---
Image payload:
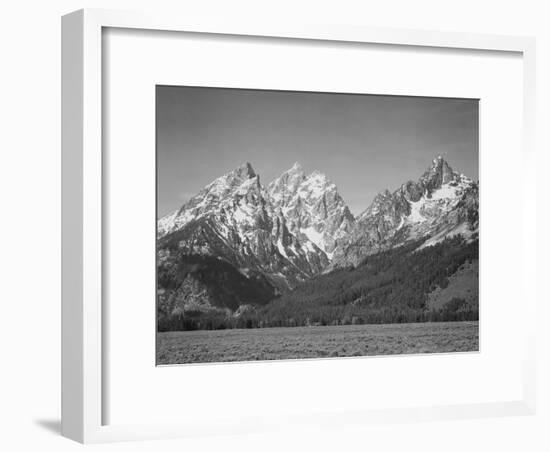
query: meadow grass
156 321 478 365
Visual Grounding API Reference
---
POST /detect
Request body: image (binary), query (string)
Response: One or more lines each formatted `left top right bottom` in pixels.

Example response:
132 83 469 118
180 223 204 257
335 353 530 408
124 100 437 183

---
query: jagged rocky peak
371 188 392 205
397 156 463 203
400 180 424 203
419 156 458 191
268 163 337 206
267 162 306 203
202 162 264 204
157 162 262 238
266 163 354 256
234 161 256 178
358 186 409 225
208 161 258 193
330 155 479 268
157 161 332 291
300 170 336 193
289 161 304 173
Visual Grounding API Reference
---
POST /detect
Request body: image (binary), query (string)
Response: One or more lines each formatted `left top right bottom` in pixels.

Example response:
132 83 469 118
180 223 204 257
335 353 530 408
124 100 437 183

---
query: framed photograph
155 86 481 365
62 9 537 443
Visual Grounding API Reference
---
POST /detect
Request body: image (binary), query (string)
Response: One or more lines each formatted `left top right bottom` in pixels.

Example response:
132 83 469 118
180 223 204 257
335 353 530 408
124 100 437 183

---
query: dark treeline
158 236 479 332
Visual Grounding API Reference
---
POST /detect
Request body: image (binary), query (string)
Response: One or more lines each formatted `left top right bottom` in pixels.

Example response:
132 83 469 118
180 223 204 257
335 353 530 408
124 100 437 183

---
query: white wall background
0 0 548 450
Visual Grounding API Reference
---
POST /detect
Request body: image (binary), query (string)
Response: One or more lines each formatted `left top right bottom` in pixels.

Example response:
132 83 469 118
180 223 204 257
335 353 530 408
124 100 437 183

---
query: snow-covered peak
299 171 335 198
234 162 256 178
157 163 262 237
266 163 306 205
202 162 256 195
158 162 332 289
330 156 478 268
306 170 330 182
266 164 354 255
358 156 474 224
420 156 458 190
289 161 304 173
278 162 306 180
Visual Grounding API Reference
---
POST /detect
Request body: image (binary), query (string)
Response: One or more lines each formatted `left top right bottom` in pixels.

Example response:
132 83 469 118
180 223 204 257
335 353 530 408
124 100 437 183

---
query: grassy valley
157 321 478 364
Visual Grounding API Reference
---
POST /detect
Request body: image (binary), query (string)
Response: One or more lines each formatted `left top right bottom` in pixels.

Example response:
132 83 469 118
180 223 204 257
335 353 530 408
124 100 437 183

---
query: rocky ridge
157 157 478 316
330 156 479 267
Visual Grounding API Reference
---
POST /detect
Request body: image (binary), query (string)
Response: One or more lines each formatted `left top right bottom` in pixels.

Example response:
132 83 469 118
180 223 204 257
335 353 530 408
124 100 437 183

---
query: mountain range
157 157 479 327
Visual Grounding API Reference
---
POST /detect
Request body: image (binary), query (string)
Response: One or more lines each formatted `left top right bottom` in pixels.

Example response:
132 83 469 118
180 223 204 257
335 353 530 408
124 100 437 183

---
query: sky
157 86 478 217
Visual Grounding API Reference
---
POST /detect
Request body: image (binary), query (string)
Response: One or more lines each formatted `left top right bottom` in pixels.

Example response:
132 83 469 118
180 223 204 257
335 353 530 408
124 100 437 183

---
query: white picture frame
62 8 537 444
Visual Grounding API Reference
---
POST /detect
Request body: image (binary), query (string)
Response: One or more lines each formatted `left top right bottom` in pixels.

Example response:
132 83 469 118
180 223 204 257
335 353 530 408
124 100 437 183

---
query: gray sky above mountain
157 86 478 217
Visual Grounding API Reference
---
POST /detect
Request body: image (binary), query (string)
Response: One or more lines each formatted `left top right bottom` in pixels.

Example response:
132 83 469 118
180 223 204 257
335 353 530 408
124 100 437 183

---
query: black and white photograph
3 1 547 449
156 86 479 365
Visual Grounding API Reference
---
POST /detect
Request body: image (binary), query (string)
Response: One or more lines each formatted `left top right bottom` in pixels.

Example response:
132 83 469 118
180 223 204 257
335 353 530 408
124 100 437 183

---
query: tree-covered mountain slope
159 236 478 331
156 157 479 330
